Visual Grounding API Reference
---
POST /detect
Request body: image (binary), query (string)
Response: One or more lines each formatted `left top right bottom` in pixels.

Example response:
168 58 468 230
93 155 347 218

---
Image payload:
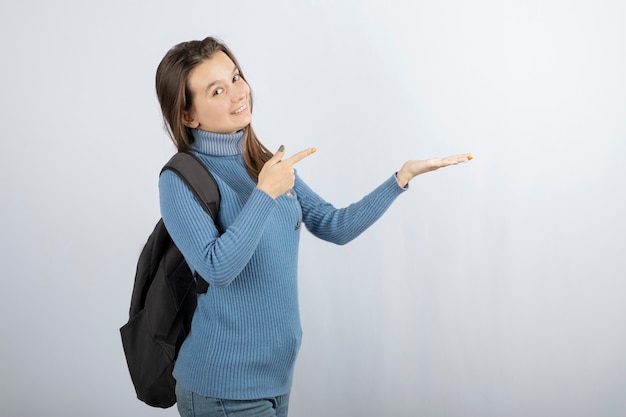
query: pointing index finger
283 147 317 166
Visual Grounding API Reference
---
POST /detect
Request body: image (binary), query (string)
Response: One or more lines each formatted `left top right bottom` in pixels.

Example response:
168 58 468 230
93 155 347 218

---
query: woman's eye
233 74 240 82
213 87 224 96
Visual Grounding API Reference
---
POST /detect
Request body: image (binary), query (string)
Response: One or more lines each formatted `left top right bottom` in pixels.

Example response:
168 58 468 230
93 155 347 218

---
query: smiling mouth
232 103 248 115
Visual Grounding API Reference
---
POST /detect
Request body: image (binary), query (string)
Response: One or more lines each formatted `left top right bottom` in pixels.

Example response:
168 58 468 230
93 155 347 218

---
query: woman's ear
182 110 199 128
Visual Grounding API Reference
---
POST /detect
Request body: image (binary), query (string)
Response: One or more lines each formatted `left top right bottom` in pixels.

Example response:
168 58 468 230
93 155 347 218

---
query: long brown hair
155 37 272 180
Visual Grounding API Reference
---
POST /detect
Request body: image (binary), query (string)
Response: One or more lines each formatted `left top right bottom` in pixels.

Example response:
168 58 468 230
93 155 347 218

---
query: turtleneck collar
190 128 244 156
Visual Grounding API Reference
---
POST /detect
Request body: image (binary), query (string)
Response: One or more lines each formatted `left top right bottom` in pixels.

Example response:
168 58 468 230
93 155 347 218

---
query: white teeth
233 104 247 114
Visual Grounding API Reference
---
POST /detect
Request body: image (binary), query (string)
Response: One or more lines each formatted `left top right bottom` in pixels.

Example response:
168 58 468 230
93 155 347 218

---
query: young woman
156 36 471 417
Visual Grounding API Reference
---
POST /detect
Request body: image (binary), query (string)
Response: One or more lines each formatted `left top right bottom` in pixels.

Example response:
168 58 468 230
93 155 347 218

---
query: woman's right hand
257 145 317 199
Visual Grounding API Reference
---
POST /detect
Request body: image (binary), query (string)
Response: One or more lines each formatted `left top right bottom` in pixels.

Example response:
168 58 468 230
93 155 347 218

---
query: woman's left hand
396 153 473 187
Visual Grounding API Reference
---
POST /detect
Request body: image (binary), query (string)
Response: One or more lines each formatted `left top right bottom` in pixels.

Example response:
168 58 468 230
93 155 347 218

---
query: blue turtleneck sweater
159 128 406 400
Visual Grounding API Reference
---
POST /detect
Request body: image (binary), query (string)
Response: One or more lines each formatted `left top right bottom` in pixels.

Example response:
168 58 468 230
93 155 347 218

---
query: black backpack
120 151 219 408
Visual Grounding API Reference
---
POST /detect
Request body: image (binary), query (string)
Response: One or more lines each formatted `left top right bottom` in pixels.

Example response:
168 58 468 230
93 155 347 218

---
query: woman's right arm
159 146 315 287
159 170 277 288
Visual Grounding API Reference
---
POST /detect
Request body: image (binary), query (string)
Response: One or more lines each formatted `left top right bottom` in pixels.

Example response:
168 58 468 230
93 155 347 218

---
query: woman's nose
232 83 248 102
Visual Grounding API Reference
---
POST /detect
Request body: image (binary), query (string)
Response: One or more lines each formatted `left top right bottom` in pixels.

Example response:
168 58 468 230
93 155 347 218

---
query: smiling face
182 51 252 134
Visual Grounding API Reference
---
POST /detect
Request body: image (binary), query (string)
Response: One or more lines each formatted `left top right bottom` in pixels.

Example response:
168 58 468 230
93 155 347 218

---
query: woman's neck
190 129 244 156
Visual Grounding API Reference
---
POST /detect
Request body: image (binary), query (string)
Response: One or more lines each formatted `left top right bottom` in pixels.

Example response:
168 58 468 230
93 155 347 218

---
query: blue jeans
175 383 290 417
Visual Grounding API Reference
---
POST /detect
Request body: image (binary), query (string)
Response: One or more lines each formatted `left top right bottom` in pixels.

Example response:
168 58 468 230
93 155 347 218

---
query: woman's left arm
295 173 403 245
295 153 472 245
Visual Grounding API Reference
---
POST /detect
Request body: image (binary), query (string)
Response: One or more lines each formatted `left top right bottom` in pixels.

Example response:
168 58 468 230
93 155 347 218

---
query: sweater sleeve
159 170 277 288
295 173 407 245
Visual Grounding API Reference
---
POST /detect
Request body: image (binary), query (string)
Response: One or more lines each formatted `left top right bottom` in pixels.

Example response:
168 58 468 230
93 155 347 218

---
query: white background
1 0 625 416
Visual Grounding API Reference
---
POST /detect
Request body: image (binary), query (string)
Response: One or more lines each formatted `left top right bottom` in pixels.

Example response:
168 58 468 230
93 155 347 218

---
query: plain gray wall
1 0 625 416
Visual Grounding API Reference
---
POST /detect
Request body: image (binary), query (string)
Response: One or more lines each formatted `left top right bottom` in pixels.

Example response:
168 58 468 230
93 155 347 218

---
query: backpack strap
161 151 221 221
160 151 220 294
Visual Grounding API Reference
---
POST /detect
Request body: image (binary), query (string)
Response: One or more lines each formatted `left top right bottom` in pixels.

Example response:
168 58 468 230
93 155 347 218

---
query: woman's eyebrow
204 66 239 95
